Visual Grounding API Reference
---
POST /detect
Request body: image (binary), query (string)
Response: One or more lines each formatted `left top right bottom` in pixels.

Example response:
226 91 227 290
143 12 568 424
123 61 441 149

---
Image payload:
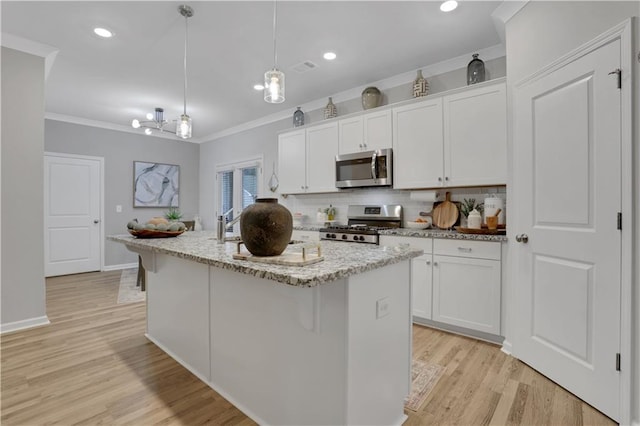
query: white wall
45 120 200 267
505 2 640 424
1 47 47 330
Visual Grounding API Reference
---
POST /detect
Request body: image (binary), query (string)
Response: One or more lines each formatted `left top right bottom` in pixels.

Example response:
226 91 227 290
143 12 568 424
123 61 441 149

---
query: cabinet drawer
434 239 500 260
380 236 432 254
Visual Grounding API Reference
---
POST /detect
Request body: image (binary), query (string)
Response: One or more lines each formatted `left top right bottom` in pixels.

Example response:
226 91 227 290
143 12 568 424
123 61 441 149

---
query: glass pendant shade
264 68 285 103
176 114 192 139
131 119 141 129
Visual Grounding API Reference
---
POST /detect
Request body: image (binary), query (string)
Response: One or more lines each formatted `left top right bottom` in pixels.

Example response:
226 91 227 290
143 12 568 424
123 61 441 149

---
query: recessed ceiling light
440 1 458 12
94 27 113 38
254 84 265 91
323 52 337 61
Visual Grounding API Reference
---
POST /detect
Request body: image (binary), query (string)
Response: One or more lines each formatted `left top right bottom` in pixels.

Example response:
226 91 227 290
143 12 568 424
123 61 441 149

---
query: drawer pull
426 260 431 265
433 261 438 266
457 247 473 252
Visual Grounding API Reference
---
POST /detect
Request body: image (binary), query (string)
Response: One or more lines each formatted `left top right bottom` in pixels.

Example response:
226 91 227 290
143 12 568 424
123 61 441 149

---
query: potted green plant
459 198 483 227
164 207 183 221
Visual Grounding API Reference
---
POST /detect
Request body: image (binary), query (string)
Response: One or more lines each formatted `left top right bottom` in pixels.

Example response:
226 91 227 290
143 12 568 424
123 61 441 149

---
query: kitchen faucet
216 208 242 243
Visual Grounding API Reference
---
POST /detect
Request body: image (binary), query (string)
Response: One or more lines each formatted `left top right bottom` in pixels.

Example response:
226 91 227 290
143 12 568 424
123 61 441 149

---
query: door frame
508 19 633 423
44 152 105 273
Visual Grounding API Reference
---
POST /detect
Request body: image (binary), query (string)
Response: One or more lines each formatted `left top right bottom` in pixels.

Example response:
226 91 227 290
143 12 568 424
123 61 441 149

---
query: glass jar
467 53 486 85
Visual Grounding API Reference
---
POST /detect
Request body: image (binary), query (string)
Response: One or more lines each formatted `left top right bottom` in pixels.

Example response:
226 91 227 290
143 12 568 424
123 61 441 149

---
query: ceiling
1 1 504 143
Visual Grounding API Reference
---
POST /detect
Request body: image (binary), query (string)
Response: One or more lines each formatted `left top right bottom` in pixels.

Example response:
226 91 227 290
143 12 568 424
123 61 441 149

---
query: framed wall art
133 161 180 207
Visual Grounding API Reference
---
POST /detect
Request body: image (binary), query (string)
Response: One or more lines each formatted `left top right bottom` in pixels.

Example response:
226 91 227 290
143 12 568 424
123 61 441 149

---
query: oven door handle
371 151 378 180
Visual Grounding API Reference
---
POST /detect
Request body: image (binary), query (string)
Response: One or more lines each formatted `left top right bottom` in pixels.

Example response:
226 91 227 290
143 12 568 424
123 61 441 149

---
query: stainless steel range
319 204 402 244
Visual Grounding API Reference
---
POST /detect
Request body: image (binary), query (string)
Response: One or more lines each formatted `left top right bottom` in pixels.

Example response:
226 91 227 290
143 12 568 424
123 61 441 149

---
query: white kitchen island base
140 250 412 426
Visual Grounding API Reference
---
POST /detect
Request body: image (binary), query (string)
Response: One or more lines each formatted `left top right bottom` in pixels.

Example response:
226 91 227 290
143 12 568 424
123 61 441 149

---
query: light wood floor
1 271 615 425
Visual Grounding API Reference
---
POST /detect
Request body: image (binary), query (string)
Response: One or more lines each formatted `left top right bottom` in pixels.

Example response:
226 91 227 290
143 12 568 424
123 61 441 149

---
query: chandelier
264 0 284 103
131 5 194 138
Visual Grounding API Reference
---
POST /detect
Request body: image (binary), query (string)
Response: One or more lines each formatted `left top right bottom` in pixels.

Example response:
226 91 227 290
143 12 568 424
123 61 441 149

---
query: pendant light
131 5 194 139
176 4 194 138
264 0 285 103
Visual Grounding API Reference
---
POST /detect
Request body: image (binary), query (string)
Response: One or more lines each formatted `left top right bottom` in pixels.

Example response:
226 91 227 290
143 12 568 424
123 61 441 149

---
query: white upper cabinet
338 109 392 154
277 123 339 195
443 82 507 187
393 98 444 189
392 79 507 189
306 122 339 193
277 129 306 194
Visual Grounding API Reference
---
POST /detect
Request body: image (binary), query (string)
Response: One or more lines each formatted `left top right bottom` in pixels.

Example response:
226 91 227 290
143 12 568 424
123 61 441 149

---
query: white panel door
411 254 432 320
513 39 621 420
392 99 444 189
44 154 101 276
306 122 339 193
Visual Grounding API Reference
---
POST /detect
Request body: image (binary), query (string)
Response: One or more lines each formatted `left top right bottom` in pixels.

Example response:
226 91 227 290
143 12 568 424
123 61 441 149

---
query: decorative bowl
405 221 431 229
128 229 185 238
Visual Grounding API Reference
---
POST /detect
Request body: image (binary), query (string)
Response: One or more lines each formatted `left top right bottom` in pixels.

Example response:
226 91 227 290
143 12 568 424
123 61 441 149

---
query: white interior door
44 154 102 277
513 39 621 420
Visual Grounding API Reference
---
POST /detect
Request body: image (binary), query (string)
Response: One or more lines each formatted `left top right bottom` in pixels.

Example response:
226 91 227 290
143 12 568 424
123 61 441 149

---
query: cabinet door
432 255 501 335
392 99 444 189
443 83 507 187
277 130 306 194
363 110 392 151
306 122 339 193
338 116 364 154
411 254 432 320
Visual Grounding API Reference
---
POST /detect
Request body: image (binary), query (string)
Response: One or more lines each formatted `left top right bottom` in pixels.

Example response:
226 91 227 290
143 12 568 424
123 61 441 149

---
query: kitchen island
109 231 422 426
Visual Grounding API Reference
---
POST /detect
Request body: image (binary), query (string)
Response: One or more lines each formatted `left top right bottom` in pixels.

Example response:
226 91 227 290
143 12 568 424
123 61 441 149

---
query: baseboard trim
102 262 137 272
501 339 513 355
1 315 50 334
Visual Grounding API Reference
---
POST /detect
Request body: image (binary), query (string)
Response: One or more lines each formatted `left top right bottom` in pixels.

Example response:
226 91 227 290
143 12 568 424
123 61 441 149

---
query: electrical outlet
376 297 390 319
116 205 122 213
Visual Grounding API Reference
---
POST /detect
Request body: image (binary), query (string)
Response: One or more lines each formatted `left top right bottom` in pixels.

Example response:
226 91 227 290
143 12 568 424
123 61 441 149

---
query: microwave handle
371 152 378 179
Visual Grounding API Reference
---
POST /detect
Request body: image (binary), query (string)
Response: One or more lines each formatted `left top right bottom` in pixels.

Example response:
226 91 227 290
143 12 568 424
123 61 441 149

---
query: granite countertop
379 228 507 242
108 231 422 288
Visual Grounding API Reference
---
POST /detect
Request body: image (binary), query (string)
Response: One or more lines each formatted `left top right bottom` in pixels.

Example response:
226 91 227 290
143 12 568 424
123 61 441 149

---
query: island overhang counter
109 231 423 426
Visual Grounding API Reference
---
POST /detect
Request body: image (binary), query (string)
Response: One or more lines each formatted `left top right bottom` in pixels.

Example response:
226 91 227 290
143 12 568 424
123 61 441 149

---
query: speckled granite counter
380 228 507 242
292 224 330 231
109 231 422 287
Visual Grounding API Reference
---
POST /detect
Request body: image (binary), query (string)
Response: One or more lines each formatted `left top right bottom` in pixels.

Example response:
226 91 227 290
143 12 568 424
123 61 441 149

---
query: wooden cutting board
432 192 459 229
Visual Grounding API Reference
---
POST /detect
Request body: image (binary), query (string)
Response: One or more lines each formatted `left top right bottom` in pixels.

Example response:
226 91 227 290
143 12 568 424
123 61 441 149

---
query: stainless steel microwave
335 148 392 189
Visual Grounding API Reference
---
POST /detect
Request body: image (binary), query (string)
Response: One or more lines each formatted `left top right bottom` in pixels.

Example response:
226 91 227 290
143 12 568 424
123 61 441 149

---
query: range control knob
331 234 336 239
358 236 365 241
342 234 347 240
353 235 358 241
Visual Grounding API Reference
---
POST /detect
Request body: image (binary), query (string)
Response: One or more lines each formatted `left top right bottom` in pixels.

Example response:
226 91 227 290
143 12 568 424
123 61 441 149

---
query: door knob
515 234 529 243
93 219 100 224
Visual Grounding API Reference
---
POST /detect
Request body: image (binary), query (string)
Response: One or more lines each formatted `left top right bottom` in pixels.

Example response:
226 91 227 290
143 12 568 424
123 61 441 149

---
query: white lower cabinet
380 235 502 338
291 229 320 242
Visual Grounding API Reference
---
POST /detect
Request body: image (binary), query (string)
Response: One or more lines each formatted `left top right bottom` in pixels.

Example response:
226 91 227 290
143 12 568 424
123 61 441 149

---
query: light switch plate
376 297 390 319
116 205 122 213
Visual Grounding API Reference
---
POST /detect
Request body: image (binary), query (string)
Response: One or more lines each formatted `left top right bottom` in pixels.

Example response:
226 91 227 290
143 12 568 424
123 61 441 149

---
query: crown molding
202 43 506 143
1 32 59 80
45 112 198 143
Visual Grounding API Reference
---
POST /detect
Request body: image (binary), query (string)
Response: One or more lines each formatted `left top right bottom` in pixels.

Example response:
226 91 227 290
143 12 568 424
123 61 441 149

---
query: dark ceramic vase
240 198 293 256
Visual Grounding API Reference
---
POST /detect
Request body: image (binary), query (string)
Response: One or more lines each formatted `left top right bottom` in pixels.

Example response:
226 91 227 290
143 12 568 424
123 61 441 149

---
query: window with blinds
216 159 263 227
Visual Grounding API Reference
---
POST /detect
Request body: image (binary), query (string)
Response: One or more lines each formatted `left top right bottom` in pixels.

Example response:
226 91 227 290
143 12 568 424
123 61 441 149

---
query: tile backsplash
280 186 506 226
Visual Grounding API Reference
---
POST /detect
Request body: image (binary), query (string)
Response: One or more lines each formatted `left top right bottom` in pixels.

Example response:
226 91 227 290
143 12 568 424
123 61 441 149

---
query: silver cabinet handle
457 247 472 252
93 219 100 224
433 261 438 266
301 185 305 189
359 144 363 148
438 177 442 182
426 260 431 265
515 234 529 243
445 176 449 182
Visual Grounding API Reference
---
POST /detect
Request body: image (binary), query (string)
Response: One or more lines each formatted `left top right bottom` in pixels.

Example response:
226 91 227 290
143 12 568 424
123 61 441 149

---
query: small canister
467 209 482 229
484 196 505 225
